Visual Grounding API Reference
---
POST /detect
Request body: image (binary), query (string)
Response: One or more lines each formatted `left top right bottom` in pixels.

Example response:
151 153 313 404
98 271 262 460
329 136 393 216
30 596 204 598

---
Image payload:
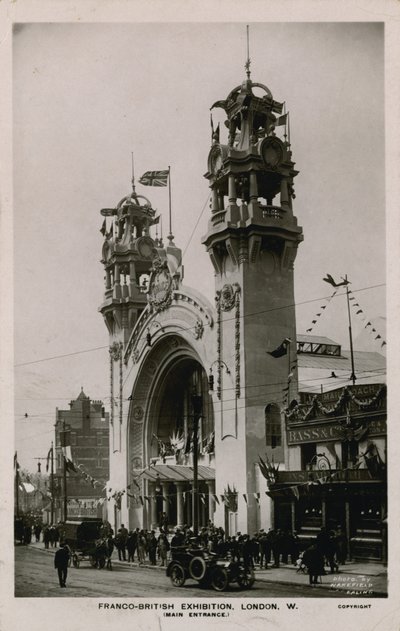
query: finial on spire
245 24 251 79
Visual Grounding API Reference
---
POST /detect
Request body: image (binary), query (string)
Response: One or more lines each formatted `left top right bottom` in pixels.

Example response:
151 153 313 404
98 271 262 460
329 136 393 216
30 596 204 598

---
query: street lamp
191 390 203 535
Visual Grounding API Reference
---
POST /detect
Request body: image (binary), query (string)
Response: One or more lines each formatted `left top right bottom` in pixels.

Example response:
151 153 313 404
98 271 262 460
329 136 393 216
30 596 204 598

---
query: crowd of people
16 514 348 587
106 521 347 581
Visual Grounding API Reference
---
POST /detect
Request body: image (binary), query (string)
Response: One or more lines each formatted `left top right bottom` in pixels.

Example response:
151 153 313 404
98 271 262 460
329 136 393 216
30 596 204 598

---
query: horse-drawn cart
63 519 108 569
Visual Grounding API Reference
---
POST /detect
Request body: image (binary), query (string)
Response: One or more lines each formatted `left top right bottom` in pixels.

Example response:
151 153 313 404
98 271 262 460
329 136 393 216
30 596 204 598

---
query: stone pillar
149 483 157 529
228 174 237 204
161 482 170 520
176 482 185 528
105 268 111 290
211 188 219 213
206 481 216 524
113 263 122 299
280 177 289 208
122 275 129 298
249 171 258 201
291 500 296 532
129 261 136 298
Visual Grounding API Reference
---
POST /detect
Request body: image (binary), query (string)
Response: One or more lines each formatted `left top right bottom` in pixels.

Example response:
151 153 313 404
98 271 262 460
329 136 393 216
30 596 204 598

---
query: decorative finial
245 24 251 79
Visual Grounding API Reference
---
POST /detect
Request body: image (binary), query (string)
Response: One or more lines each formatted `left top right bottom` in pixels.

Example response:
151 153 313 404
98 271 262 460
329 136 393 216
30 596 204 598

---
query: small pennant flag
253 492 260 505
243 494 248 504
212 493 220 505
275 113 288 126
323 274 350 288
268 338 292 358
139 170 169 187
356 310 363 314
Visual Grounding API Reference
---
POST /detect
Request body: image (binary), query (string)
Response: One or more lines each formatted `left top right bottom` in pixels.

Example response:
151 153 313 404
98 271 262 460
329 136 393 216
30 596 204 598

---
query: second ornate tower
202 69 303 532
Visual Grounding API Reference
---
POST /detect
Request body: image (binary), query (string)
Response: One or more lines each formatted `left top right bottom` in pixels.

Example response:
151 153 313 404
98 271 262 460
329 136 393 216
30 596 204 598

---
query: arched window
265 403 283 461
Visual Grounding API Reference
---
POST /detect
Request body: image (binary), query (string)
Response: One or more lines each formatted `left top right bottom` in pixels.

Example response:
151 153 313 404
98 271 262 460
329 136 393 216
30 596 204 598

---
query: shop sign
287 417 386 445
276 469 383 484
301 383 383 405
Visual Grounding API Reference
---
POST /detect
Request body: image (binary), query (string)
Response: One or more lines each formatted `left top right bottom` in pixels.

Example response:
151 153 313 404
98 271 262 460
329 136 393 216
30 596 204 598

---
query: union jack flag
139 170 169 187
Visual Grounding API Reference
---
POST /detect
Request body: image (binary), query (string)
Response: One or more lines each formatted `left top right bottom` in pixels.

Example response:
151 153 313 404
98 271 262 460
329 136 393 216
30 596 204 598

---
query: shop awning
142 464 215 482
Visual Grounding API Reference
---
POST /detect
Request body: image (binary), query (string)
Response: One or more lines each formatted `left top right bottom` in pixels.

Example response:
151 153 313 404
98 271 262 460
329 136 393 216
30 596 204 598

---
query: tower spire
245 24 251 79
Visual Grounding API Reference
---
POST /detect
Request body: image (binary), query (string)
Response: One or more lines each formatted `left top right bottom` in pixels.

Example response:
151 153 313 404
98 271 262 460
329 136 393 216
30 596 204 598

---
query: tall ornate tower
202 68 303 532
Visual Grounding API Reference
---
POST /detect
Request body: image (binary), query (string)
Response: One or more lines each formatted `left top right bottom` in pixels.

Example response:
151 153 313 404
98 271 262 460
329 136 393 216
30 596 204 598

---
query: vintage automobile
166 545 255 591
63 518 108 569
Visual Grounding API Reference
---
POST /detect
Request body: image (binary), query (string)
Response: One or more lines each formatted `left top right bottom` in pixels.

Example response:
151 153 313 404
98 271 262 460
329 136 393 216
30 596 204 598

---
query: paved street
15 545 385 598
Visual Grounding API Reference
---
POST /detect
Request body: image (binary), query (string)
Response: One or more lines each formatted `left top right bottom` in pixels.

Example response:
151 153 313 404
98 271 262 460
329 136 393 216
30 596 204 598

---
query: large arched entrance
128 335 216 530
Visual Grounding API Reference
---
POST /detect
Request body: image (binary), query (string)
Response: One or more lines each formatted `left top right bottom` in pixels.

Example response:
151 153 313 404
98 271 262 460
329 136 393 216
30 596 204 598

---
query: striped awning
142 464 215 482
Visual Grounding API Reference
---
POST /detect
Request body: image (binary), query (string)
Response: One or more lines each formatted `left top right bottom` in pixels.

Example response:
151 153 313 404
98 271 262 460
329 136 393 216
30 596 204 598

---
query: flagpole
50 442 54 525
345 275 356 385
168 165 173 240
15 452 20 518
63 419 68 522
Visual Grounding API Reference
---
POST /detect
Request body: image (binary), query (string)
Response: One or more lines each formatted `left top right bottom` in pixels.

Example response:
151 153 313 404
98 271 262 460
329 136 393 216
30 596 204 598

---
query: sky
12 22 386 471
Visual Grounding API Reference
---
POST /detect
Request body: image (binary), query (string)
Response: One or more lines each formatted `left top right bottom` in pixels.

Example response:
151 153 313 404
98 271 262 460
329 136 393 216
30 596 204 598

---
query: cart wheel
90 555 98 568
72 555 80 568
211 567 229 592
98 556 106 569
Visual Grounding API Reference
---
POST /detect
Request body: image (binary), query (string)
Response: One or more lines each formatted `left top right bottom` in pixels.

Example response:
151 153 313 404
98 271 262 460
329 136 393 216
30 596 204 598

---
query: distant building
54 389 109 520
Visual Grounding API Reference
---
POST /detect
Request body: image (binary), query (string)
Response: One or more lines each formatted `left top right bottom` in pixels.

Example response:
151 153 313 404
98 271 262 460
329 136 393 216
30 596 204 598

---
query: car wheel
170 563 186 587
189 556 207 581
211 567 229 592
237 567 255 589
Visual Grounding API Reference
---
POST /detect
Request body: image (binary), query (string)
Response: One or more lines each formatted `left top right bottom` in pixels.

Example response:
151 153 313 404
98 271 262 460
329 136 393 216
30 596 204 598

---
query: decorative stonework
194 319 204 339
110 341 123 361
109 341 124 449
133 406 144 421
147 258 173 313
215 283 241 400
235 287 241 398
216 283 240 312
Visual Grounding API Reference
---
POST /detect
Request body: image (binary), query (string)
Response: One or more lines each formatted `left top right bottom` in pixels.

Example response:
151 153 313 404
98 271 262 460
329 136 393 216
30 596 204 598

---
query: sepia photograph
2 4 400 631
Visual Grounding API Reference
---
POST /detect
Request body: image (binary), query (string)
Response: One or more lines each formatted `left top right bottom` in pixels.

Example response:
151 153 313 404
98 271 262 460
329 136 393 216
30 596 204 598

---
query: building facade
54 389 109 520
99 65 387 562
99 68 303 536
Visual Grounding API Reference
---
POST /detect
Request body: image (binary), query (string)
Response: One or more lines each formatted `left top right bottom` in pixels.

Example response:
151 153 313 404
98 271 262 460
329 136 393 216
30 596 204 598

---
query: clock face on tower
136 236 156 259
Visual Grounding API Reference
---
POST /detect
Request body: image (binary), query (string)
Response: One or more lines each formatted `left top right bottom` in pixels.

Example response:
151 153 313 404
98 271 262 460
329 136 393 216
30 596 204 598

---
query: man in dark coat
54 543 70 587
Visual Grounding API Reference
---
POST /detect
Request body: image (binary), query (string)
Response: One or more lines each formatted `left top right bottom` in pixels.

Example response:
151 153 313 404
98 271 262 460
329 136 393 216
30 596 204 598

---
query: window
265 403 282 449
97 434 102 446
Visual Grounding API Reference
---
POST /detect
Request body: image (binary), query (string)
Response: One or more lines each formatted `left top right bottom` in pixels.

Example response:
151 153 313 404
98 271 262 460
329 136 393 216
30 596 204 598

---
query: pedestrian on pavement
106 535 114 570
34 523 42 543
148 530 158 565
137 530 147 565
303 544 325 586
119 524 129 560
43 526 50 549
126 531 136 562
335 525 347 565
157 533 170 567
54 543 70 588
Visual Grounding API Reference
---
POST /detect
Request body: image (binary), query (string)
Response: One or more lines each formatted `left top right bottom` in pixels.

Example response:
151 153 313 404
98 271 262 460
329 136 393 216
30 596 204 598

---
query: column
228 174 237 204
113 262 122 299
211 188 219 213
249 171 258 201
176 482 185 528
291 500 296 533
161 482 170 521
129 261 136 298
149 483 157 529
321 498 326 527
280 177 289 208
105 268 111 290
206 481 215 524
345 501 351 561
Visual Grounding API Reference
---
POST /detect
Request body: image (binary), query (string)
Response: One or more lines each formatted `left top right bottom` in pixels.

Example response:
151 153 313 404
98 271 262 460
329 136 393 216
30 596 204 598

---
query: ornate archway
127 334 215 529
